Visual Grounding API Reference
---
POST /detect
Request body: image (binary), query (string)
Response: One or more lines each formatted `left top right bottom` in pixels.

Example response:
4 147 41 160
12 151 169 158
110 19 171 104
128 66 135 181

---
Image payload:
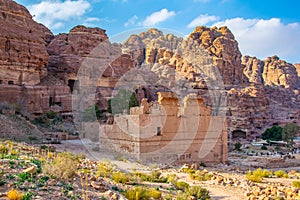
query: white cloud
82 17 113 27
187 14 219 28
85 17 101 22
142 9 176 27
28 0 91 30
212 17 300 63
124 15 138 27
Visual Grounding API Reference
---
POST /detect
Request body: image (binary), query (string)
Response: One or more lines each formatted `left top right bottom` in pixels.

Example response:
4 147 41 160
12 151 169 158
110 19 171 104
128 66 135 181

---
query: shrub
112 172 130 184
21 192 33 200
0 145 8 154
166 174 178 183
107 89 139 115
274 170 289 178
190 170 213 181
124 187 161 200
246 169 264 183
33 116 50 127
261 145 268 150
46 111 57 119
147 188 162 199
188 186 210 200
174 181 189 191
246 168 272 183
234 142 242 151
292 181 300 188
148 171 167 183
261 169 272 178
43 152 79 180
7 188 23 200
176 190 189 200
0 178 5 186
96 162 114 178
262 126 283 141
135 171 167 183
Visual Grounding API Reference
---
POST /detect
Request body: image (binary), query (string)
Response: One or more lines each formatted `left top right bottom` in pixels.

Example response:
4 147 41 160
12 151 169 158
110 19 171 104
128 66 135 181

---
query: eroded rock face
123 27 247 88
122 27 300 139
189 26 247 86
0 0 53 85
294 63 300 77
47 25 134 88
243 55 300 89
47 26 109 80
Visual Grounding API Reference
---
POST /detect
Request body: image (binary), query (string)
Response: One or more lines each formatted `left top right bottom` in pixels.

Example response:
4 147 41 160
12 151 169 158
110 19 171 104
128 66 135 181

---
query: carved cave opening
68 79 76 93
232 129 246 139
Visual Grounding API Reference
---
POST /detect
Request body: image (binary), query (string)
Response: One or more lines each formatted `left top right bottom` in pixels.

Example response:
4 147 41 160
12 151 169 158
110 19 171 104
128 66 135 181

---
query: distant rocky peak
243 55 300 89
70 25 108 37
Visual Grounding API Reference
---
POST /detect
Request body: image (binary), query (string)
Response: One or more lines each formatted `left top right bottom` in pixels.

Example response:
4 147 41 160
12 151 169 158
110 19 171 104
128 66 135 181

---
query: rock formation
189 26 247 86
0 0 53 85
0 0 299 141
122 27 300 139
46 25 134 86
243 55 300 89
295 63 300 77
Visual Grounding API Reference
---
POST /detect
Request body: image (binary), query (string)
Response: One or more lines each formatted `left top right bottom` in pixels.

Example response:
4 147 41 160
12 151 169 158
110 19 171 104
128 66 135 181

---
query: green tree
282 123 300 147
234 142 242 151
107 89 139 115
262 126 283 141
82 104 103 121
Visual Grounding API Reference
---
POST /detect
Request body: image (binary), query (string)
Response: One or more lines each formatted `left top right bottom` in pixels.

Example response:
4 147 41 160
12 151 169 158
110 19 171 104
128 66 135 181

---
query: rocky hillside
243 55 300 89
0 0 53 85
0 0 300 139
121 27 300 139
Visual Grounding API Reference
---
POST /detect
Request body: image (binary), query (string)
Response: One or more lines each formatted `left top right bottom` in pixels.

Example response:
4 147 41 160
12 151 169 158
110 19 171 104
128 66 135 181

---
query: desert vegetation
0 140 213 200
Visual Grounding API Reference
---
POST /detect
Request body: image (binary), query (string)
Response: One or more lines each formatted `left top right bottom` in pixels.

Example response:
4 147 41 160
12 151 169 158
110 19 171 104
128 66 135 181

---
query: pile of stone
244 183 300 200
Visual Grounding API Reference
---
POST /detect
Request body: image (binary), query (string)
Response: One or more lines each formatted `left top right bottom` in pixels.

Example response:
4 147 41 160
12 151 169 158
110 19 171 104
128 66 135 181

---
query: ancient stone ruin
98 92 228 164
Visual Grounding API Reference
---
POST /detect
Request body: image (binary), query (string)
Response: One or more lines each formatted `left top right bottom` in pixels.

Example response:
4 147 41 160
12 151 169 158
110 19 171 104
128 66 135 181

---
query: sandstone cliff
295 63 300 77
0 0 299 140
0 0 53 85
122 27 300 139
243 55 300 89
46 25 134 88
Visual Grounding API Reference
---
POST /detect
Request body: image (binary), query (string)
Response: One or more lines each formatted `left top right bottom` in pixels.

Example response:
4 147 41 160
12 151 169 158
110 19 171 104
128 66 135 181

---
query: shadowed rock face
0 0 53 85
46 25 134 85
47 26 109 77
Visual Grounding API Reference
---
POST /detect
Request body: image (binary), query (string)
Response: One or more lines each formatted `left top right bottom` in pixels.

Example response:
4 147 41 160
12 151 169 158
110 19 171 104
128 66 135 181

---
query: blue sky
15 0 300 63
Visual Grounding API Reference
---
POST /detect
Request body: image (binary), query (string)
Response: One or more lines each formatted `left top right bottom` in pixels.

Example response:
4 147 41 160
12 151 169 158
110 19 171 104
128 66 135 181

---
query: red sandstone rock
0 0 53 85
243 55 300 89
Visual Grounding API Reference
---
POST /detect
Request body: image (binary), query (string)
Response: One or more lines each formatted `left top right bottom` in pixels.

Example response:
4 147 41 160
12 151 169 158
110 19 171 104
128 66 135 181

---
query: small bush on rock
274 170 289 178
43 152 79 180
292 181 300 188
